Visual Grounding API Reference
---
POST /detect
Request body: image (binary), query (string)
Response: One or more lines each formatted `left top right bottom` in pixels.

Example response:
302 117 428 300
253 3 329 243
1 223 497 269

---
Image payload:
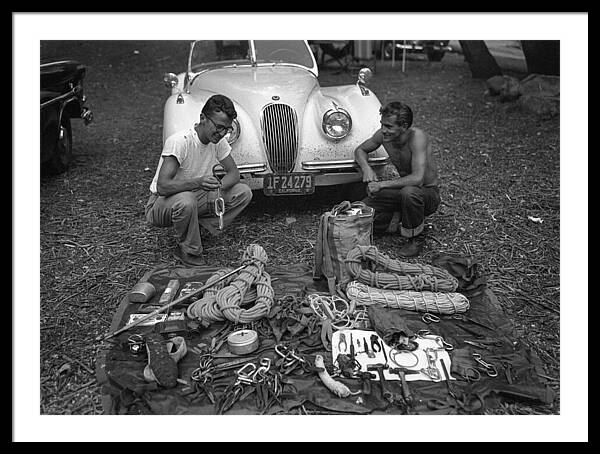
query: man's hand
367 181 383 196
361 166 379 183
198 175 222 191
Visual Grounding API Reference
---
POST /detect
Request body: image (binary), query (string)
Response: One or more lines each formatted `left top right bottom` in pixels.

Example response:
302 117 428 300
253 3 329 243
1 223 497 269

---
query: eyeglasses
206 115 234 134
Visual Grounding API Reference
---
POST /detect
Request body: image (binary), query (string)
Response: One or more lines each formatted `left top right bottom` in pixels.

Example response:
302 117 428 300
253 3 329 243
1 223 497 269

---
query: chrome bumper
214 157 390 177
301 156 389 171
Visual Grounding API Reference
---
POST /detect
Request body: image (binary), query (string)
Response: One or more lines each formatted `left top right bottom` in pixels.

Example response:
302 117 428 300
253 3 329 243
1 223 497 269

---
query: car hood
188 66 319 114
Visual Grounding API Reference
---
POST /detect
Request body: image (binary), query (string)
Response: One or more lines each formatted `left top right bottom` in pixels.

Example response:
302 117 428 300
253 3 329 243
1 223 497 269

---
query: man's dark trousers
362 185 440 237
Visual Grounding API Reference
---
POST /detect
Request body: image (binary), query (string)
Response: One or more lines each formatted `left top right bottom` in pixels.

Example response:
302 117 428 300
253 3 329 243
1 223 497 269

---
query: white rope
306 293 368 330
345 281 470 314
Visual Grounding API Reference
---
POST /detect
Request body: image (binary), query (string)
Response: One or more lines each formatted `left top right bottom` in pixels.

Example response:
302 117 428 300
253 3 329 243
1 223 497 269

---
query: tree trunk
459 40 502 79
521 40 560 75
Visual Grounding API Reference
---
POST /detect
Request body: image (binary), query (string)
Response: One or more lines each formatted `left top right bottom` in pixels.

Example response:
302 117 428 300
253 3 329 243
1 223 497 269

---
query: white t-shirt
149 127 231 194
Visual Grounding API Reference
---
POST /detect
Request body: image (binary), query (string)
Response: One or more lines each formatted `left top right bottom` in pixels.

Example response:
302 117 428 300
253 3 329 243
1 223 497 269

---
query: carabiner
274 344 290 358
422 313 441 324
472 353 498 377
435 336 454 351
252 357 272 382
420 367 442 382
214 196 225 216
235 362 257 385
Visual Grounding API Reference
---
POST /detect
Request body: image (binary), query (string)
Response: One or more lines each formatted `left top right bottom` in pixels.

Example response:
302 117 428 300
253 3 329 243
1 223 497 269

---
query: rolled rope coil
345 245 459 292
186 244 274 324
345 281 469 314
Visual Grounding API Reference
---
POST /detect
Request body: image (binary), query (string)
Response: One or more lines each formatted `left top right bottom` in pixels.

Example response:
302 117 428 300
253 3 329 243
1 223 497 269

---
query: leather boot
174 245 206 266
397 235 425 258
143 336 187 386
143 333 179 388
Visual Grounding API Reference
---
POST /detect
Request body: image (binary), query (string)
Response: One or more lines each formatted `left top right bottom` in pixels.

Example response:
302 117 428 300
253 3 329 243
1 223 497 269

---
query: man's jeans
145 183 253 255
362 185 440 238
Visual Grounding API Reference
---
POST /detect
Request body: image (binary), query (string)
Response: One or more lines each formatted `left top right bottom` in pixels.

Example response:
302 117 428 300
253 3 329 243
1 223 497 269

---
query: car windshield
190 40 314 72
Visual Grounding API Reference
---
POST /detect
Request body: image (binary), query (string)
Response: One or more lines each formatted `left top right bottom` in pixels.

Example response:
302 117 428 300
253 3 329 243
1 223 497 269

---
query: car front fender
297 84 386 162
163 92 268 169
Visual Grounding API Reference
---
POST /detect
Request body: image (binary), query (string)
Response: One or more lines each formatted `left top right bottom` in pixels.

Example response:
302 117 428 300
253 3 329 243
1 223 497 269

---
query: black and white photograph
14 12 587 442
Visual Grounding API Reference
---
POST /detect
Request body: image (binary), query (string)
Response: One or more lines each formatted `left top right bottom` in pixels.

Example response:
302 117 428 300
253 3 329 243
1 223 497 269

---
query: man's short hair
202 94 237 120
379 101 413 128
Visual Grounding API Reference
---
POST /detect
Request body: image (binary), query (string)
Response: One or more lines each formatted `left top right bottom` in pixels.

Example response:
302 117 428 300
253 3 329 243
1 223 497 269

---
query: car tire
426 50 445 62
43 116 72 175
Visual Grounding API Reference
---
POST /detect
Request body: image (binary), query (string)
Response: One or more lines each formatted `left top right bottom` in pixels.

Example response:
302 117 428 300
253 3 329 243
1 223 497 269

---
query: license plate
263 173 315 196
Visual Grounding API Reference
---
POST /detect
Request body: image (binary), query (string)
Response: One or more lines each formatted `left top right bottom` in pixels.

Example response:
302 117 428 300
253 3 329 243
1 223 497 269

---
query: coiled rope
306 293 369 330
186 244 274 324
345 245 459 292
346 281 470 314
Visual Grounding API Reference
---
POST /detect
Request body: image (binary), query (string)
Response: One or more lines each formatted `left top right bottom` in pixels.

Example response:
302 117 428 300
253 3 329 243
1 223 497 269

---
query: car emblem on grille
272 95 280 101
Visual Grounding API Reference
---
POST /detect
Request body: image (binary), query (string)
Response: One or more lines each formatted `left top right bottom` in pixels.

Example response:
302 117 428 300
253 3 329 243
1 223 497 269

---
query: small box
159 279 180 305
126 311 185 327
178 281 204 303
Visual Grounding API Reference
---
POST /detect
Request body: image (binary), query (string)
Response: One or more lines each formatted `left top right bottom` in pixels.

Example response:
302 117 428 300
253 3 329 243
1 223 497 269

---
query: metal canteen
128 282 157 303
227 329 260 355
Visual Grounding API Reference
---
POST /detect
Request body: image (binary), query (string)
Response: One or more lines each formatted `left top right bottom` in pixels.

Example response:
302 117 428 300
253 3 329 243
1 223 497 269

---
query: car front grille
260 103 298 174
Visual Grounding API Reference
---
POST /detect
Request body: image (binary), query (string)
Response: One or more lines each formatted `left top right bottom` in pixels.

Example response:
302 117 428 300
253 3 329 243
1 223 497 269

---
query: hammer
367 363 395 403
356 371 375 396
388 367 414 406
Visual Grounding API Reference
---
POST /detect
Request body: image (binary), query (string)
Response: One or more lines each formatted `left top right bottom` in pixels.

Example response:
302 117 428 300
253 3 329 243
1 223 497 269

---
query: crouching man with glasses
145 94 252 266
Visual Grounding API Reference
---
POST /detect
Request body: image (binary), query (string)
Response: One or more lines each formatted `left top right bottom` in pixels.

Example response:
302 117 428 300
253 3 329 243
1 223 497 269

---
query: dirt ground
38 41 560 415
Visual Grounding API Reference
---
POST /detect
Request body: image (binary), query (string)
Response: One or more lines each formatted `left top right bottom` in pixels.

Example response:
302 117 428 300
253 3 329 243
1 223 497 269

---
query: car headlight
322 108 352 139
163 72 178 88
226 118 240 145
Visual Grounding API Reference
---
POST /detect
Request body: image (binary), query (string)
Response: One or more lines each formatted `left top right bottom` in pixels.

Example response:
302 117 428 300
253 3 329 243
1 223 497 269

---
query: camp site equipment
388 367 414 407
313 201 374 295
346 281 470 315
421 313 441 324
159 279 180 306
128 282 156 303
185 244 273 325
98 261 253 341
227 329 260 355
97 257 556 415
345 245 459 292
472 353 499 377
212 164 225 230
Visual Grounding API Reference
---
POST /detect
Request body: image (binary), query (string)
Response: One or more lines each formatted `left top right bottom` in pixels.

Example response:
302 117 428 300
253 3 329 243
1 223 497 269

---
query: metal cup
128 282 156 303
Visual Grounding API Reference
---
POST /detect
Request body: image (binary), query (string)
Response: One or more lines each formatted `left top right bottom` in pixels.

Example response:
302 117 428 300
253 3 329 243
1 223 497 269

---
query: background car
40 59 93 175
374 40 453 62
161 40 389 196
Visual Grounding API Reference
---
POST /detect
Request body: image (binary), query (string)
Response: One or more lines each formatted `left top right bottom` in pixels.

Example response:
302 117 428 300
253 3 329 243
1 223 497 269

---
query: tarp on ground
96 263 554 415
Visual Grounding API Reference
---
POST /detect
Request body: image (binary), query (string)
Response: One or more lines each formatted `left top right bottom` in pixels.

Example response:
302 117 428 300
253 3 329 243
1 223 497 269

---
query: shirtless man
354 101 440 257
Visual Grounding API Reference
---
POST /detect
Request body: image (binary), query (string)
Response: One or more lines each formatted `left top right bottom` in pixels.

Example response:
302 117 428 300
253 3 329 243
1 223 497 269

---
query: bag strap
331 200 351 216
312 211 327 279
312 210 338 294
320 212 340 295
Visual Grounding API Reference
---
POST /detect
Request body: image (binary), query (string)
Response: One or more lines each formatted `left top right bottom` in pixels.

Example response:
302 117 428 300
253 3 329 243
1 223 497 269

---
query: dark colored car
40 59 93 175
374 40 453 62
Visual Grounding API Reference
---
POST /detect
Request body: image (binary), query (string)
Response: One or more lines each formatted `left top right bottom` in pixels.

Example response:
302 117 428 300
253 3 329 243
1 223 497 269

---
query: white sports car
162 40 388 196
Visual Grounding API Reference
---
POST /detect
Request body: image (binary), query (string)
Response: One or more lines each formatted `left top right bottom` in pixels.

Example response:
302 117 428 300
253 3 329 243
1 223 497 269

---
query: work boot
143 336 187 386
397 235 425 258
174 246 206 267
143 333 178 388
165 336 188 363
